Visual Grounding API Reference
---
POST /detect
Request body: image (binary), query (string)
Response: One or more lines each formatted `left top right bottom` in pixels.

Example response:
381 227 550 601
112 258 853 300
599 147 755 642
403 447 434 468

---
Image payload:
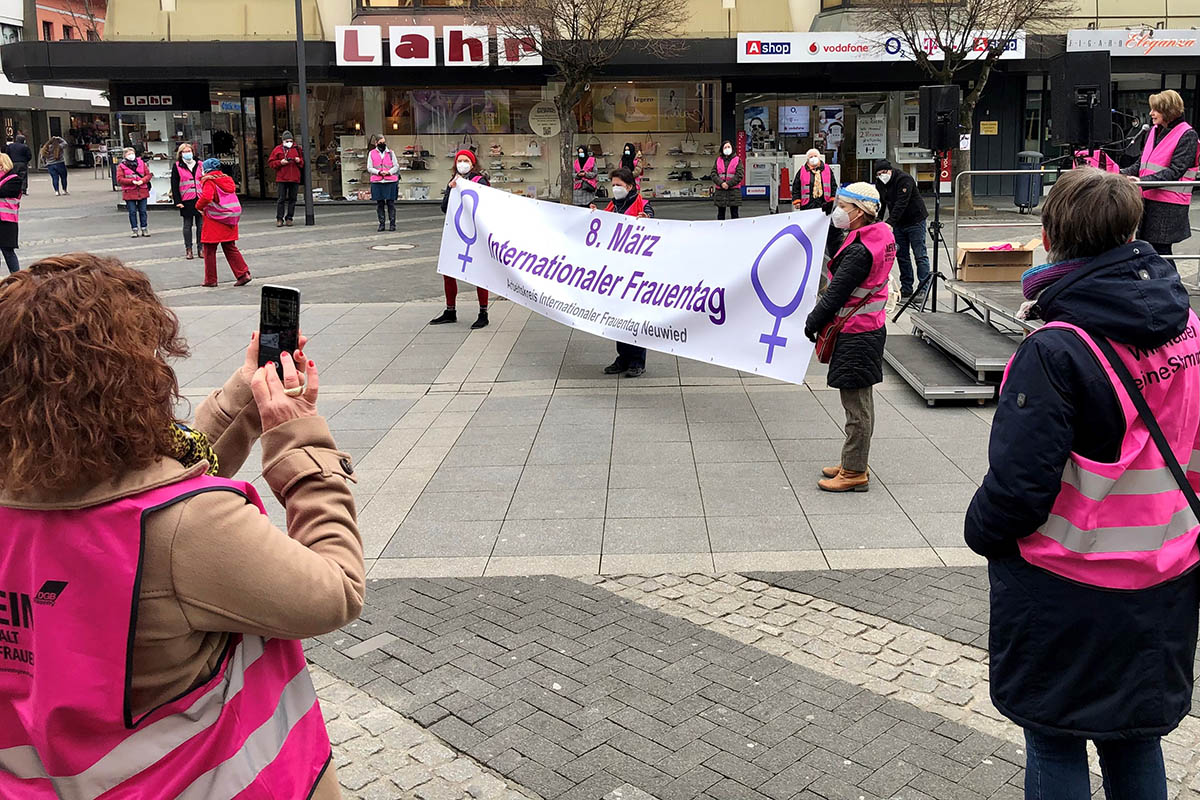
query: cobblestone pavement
311 571 1200 799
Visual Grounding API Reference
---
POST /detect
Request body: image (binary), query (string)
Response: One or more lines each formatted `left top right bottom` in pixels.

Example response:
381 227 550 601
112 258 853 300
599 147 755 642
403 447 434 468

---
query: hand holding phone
258 285 301 381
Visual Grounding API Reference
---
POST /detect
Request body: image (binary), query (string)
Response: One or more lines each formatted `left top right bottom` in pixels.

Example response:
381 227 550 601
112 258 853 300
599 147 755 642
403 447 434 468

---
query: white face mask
808 156 821 167
723 147 733 156
125 154 136 162
182 152 194 162
831 206 855 230
283 141 294 148
624 149 631 156
456 161 472 175
612 185 629 200
578 151 587 160
877 172 892 184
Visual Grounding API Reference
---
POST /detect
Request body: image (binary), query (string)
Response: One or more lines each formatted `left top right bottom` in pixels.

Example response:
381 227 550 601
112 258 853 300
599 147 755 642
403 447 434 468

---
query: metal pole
295 0 315 226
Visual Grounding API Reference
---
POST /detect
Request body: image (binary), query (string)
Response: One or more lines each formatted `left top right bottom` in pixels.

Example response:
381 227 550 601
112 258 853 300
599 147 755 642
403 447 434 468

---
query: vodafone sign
737 31 1025 64
336 25 543 67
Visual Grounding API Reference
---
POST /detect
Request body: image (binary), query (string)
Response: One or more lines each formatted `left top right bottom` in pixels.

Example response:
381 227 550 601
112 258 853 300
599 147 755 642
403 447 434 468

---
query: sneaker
471 310 489 329
604 360 626 375
130 231 139 238
234 275 252 286
141 229 150 237
285 220 294 227
276 220 284 227
429 309 457 325
624 366 644 378
674 160 688 169
202 282 218 288
186 248 194 260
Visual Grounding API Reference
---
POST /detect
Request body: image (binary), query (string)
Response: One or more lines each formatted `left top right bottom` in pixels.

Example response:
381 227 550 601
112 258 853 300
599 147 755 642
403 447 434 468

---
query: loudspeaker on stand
919 85 961 152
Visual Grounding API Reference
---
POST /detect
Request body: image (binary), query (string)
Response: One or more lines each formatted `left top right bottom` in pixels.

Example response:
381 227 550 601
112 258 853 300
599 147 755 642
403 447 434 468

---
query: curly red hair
0 254 188 494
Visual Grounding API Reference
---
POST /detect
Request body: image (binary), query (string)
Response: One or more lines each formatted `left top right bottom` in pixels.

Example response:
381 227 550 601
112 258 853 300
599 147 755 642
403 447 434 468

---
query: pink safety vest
573 156 597 191
798 165 833 203
715 156 742 188
0 474 332 798
176 162 202 201
370 148 398 183
828 222 895 334
205 182 242 225
1139 121 1198 205
1011 317 1200 590
0 173 20 224
1074 149 1120 174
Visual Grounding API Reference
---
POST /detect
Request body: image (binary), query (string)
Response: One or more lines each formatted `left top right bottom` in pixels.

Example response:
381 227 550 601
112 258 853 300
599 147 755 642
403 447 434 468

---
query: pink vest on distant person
0 474 332 798
1139 121 1198 205
573 156 597 191
204 181 242 225
0 173 20 223
370 148 398 183
798 165 833 203
1011 318 1200 589
176 162 202 201
828 222 895 334
715 156 742 188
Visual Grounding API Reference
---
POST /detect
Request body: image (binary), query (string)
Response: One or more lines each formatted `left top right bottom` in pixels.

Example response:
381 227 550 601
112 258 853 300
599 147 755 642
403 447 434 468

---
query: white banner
738 31 1025 63
437 184 830 384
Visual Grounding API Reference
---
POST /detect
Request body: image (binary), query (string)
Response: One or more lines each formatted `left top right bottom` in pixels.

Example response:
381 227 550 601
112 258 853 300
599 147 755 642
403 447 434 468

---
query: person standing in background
431 150 490 329
268 130 304 228
1122 89 1197 257
572 146 597 207
367 134 399 233
195 158 251 288
619 142 643 192
116 147 151 238
793 148 841 259
40 135 69 197
7 134 31 197
804 183 894 493
171 143 204 260
594 168 654 378
874 160 929 300
0 154 22 273
711 140 744 220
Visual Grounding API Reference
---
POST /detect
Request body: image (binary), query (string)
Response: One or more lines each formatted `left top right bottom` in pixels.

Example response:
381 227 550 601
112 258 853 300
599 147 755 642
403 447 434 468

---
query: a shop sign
856 114 886 159
336 24 543 68
1067 29 1200 57
527 100 560 138
737 31 1025 64
111 83 211 112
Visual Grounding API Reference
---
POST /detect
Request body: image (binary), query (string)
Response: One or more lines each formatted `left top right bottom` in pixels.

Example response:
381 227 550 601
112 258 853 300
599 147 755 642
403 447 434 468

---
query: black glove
804 322 819 343
822 201 834 216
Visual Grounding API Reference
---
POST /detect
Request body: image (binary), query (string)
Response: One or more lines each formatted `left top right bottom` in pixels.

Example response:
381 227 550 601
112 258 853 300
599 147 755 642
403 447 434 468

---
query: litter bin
1014 151 1043 213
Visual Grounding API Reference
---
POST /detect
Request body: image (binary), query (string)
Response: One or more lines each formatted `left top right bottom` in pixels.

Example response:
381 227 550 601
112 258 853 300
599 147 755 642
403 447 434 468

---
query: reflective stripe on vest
799 166 833 203
828 222 896 334
205 183 242 224
1139 121 1196 205
716 156 742 187
0 173 20 223
176 163 201 201
1011 318 1200 589
0 474 332 799
370 148 398 183
574 156 597 191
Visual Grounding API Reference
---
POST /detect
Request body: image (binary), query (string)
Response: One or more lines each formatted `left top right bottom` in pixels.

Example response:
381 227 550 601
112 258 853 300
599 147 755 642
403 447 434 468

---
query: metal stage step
909 312 1019 379
884 334 996 407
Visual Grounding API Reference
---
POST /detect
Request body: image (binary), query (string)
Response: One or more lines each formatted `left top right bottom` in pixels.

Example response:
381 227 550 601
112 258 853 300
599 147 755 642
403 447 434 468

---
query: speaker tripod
892 151 948 321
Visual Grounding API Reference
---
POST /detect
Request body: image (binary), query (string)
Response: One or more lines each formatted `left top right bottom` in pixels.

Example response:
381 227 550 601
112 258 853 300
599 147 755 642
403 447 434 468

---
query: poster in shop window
779 105 810 136
856 114 886 159
819 106 845 151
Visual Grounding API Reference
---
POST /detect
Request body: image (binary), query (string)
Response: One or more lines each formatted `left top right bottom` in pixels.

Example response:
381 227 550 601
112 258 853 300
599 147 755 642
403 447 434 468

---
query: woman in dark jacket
432 149 491 329
1122 89 1198 256
967 168 1200 799
170 143 203 260
804 183 891 493
619 142 643 192
0 153 21 273
711 141 743 220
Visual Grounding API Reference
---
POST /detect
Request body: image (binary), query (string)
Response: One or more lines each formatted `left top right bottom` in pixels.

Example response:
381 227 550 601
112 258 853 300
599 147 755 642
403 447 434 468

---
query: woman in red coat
194 158 251 288
116 147 151 238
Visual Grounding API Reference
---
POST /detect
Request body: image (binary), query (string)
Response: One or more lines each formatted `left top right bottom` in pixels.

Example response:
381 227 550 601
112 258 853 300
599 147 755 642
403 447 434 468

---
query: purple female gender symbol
454 188 480 273
749 224 815 365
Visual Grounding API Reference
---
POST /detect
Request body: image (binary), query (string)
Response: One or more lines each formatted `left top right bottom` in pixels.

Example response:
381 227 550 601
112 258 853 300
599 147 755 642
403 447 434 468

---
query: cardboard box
956 238 1041 283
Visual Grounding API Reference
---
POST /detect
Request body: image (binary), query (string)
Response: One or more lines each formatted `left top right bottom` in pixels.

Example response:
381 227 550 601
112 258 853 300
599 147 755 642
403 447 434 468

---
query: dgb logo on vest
34 580 67 607
746 40 790 56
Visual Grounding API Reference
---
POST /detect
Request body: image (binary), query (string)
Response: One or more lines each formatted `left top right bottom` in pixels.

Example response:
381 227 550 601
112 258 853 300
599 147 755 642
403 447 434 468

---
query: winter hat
454 149 477 166
281 131 294 141
837 182 881 217
874 159 895 174
201 158 222 173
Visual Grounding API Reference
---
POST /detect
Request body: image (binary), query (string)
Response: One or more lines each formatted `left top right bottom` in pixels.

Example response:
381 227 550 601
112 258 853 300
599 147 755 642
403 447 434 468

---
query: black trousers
276 181 299 221
181 205 203 250
716 206 740 220
14 162 28 194
616 342 647 369
376 199 396 225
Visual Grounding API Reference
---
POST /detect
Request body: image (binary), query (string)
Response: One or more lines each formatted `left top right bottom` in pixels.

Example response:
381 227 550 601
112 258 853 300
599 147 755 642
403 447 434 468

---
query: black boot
377 221 385 232
471 309 489 329
389 221 396 232
604 360 626 375
429 308 457 325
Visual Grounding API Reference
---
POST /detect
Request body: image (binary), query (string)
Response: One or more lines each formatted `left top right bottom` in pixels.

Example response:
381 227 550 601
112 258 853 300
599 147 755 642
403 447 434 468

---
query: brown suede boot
821 465 841 479
818 468 869 493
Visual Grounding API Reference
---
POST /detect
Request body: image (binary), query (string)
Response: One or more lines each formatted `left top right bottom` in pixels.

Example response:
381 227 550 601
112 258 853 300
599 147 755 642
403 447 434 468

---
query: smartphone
258 285 301 380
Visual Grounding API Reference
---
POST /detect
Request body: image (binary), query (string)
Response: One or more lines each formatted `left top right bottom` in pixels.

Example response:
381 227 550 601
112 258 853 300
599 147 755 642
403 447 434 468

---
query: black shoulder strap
1094 336 1200 523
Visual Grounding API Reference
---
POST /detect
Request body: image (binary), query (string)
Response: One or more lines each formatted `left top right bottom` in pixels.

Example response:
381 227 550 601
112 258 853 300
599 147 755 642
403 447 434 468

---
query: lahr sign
336 25 543 68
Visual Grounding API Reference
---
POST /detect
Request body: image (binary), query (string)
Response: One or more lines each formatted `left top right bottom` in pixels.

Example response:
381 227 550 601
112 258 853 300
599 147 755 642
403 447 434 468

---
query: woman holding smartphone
431 149 490 329
0 253 362 799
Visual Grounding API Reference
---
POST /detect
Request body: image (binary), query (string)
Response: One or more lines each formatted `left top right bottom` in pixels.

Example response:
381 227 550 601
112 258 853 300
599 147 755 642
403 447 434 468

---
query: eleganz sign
1067 29 1200 57
737 31 1025 63
336 25 542 67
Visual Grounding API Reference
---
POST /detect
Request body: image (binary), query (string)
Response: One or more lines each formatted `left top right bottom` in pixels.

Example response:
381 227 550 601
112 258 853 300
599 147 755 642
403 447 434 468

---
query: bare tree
859 0 1072 209
483 0 690 204
62 0 104 40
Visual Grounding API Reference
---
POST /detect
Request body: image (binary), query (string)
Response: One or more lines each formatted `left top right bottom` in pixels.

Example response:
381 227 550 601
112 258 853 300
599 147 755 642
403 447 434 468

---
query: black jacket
6 142 31 166
440 172 490 213
170 160 203 214
791 165 837 213
1121 118 1198 244
967 241 1200 738
874 163 927 229
805 238 885 389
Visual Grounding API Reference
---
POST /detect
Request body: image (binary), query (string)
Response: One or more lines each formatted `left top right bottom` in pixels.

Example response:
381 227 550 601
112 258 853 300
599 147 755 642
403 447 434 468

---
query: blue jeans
1024 729 1166 800
893 220 930 293
126 198 148 231
47 162 67 192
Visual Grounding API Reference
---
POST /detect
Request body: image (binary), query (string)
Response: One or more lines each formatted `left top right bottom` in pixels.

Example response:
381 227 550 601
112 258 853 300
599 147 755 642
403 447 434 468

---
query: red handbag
814 289 882 364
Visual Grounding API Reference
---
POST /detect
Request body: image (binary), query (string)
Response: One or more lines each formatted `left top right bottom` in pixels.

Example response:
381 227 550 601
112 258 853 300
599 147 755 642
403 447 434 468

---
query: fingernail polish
297 350 304 359
309 360 315 367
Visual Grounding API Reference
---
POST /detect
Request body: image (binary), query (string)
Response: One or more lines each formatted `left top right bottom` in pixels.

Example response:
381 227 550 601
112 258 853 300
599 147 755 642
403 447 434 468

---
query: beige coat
0 370 364 800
